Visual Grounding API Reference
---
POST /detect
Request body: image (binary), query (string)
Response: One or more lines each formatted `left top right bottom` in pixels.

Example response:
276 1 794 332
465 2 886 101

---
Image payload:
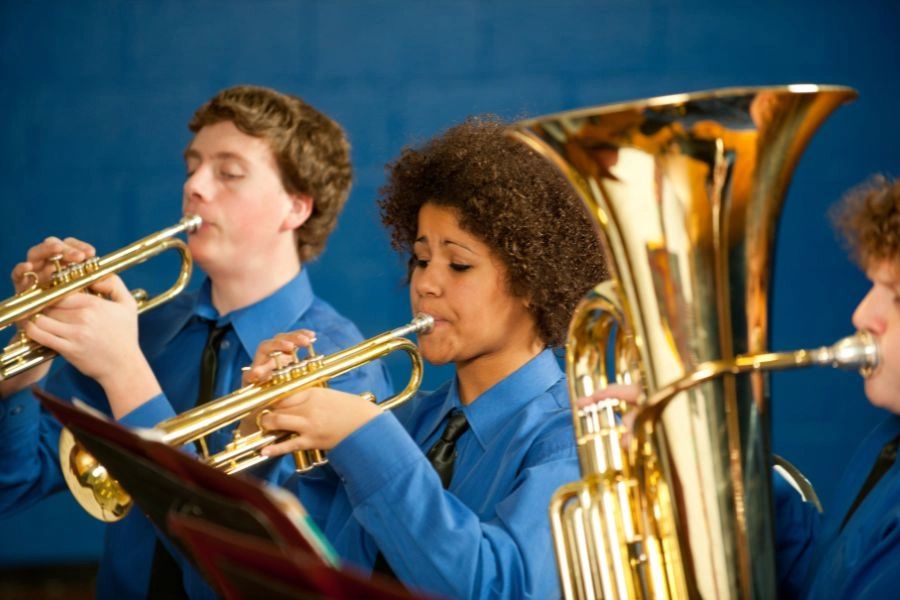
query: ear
281 193 314 231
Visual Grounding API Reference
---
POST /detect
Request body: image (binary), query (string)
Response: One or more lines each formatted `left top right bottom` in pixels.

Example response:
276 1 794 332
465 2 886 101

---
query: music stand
167 513 426 600
38 388 426 599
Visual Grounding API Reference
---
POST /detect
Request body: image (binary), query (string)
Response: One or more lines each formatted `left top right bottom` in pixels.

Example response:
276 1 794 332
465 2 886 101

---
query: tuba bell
60 314 434 522
510 86 878 598
0 215 201 380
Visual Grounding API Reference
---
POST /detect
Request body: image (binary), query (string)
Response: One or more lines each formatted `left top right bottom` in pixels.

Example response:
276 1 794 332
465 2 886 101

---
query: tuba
0 215 201 380
510 86 879 598
60 314 434 522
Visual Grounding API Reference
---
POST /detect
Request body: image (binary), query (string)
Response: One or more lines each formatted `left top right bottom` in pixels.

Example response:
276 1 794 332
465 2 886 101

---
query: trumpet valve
293 448 327 473
49 254 71 285
268 351 294 384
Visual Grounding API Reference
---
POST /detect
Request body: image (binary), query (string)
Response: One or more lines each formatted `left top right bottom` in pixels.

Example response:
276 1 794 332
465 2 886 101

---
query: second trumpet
59 314 434 522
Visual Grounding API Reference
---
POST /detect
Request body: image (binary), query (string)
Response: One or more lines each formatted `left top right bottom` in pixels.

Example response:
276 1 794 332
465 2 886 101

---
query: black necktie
373 409 470 579
149 321 230 598
840 434 900 532
196 323 231 406
426 409 470 488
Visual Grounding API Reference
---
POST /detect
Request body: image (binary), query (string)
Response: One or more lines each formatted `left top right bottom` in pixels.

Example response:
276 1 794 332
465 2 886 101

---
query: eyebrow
183 148 249 164
414 236 476 254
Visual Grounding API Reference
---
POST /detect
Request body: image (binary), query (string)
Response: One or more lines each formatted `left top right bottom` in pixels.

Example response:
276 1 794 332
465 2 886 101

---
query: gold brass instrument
0 215 202 381
60 313 434 522
510 86 878 598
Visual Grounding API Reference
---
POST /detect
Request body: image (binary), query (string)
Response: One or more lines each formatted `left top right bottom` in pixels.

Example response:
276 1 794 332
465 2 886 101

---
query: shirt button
220 340 230 350
10 405 23 416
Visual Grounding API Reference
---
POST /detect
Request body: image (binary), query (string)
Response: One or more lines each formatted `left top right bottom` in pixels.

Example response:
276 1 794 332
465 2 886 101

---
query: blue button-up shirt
294 348 579 599
775 413 900 598
0 269 392 599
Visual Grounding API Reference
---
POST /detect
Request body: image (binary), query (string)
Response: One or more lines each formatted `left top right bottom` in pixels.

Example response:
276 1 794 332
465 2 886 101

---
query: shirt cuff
118 393 176 428
327 411 424 506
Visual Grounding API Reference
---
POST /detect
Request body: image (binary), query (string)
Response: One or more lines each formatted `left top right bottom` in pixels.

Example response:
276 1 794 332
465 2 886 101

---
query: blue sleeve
0 359 179 516
327 412 578 599
258 351 393 522
773 468 821 598
0 381 66 514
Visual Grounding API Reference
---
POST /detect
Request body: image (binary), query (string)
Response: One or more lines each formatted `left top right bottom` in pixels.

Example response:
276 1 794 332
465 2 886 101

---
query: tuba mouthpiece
814 330 880 376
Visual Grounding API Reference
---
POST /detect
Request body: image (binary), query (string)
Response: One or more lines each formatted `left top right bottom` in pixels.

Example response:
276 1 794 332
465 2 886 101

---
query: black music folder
37 387 424 600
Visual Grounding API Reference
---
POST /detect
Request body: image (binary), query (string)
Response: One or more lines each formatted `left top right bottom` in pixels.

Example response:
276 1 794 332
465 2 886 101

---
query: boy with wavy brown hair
0 85 390 598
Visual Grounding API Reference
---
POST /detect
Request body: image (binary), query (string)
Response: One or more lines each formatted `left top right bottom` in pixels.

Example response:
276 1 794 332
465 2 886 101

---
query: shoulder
298 296 366 353
517 378 577 465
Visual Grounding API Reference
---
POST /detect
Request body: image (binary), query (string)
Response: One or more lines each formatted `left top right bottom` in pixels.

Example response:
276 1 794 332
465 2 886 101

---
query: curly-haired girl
245 116 608 598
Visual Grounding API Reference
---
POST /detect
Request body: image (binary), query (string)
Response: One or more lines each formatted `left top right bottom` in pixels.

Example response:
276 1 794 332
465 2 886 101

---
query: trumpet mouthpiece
413 313 435 333
403 313 434 336
181 214 203 232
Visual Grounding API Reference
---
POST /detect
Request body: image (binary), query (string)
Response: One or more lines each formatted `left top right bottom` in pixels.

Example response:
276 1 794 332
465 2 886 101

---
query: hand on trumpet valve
22 274 160 416
237 327 382 456
256 386 381 457
11 236 96 293
240 329 318 385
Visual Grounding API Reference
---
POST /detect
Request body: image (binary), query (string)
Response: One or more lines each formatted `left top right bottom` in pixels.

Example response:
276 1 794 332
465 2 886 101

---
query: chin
419 344 453 366
864 380 900 414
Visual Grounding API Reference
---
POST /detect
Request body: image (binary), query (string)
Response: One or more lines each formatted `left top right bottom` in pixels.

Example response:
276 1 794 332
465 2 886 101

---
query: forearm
98 352 163 420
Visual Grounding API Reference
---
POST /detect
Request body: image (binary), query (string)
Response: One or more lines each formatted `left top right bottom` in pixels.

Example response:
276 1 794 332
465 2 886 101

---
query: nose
852 286 883 335
183 166 213 206
412 263 441 299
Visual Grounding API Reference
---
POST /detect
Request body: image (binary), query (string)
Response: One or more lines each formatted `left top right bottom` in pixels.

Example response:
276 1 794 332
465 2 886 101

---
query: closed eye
450 263 471 272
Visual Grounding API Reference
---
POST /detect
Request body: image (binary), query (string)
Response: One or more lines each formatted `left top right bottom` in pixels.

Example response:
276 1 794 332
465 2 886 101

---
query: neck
455 340 544 405
207 256 301 315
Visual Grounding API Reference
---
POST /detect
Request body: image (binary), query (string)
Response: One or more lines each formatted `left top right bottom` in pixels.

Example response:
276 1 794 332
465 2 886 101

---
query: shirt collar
427 349 564 450
192 269 315 357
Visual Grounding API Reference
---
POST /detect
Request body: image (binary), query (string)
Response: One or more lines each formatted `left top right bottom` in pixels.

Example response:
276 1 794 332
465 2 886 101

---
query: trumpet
0 215 202 381
60 313 434 522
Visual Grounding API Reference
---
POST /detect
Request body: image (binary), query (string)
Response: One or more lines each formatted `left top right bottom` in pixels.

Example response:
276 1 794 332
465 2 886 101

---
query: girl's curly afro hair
378 116 608 347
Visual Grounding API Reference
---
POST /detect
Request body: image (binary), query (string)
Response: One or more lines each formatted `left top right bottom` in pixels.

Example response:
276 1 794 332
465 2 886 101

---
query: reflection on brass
511 86 878 598
62 314 434 522
0 215 201 380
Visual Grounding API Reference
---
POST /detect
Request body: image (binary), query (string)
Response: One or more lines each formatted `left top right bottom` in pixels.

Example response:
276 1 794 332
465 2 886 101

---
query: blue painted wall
0 0 897 565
